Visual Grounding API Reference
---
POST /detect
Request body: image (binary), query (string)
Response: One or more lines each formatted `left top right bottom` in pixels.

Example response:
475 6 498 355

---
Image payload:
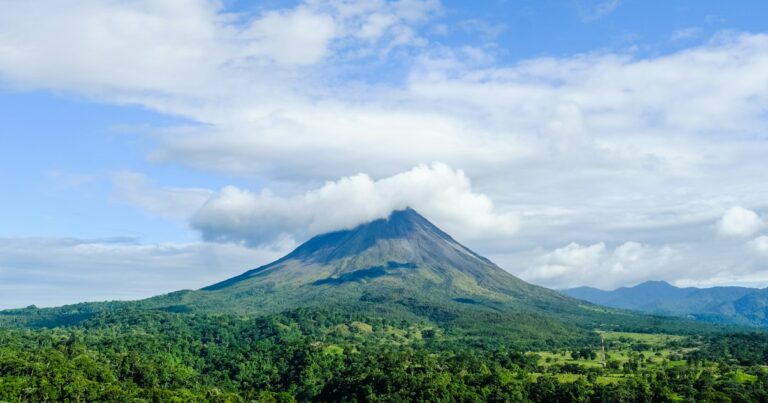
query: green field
531 331 688 368
528 331 766 390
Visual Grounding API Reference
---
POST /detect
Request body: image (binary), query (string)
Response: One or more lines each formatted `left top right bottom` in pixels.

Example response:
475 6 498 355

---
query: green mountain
562 281 768 327
2 209 715 342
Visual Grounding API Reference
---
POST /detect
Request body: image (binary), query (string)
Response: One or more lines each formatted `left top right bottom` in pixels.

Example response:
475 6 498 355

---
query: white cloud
242 6 337 65
520 241 680 289
3 2 768 189
136 32 768 190
505 234 768 290
0 0 232 97
316 0 440 43
112 171 212 220
750 235 768 256
151 103 525 180
0 0 438 99
0 237 287 309
718 206 764 237
545 242 607 267
191 163 518 246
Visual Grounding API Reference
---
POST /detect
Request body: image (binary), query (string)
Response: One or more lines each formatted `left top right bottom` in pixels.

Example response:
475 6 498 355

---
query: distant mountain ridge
562 281 768 327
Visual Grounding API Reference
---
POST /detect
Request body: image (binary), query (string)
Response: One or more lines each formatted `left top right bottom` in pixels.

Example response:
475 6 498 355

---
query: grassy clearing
600 331 685 345
554 373 583 382
528 331 698 384
533 351 604 368
733 371 758 383
529 373 587 383
595 374 624 385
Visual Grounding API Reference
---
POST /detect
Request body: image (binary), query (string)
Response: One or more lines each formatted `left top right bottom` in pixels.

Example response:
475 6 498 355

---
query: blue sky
1 0 768 308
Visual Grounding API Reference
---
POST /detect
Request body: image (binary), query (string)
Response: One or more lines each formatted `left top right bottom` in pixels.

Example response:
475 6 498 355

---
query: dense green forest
1 307 767 402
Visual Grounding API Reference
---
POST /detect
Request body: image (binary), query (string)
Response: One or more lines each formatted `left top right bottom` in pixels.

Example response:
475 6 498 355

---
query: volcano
4 208 698 340
128 207 672 342
188 208 577 312
206 207 535 295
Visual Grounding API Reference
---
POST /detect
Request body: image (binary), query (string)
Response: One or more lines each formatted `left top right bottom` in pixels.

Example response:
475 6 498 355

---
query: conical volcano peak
386 206 425 223
380 207 455 237
359 207 452 239
283 207 457 263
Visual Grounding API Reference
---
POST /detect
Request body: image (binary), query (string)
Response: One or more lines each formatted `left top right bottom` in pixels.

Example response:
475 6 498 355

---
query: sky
1 0 768 309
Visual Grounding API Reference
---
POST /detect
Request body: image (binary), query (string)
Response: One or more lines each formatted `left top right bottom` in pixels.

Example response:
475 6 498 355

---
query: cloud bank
191 163 518 246
520 242 680 290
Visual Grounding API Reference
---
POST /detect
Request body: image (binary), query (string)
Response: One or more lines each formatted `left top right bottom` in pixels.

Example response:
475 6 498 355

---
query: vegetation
1 307 767 402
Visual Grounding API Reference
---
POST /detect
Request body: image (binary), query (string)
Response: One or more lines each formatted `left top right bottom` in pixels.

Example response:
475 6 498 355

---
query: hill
562 281 768 326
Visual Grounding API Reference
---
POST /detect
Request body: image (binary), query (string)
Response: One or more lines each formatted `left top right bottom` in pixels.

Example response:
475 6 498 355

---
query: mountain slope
205 207 527 293
201 208 549 304
562 281 768 327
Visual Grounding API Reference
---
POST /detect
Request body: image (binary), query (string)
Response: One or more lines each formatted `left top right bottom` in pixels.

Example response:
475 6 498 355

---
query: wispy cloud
572 0 622 22
111 171 212 221
671 27 702 42
0 237 286 309
457 19 506 40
